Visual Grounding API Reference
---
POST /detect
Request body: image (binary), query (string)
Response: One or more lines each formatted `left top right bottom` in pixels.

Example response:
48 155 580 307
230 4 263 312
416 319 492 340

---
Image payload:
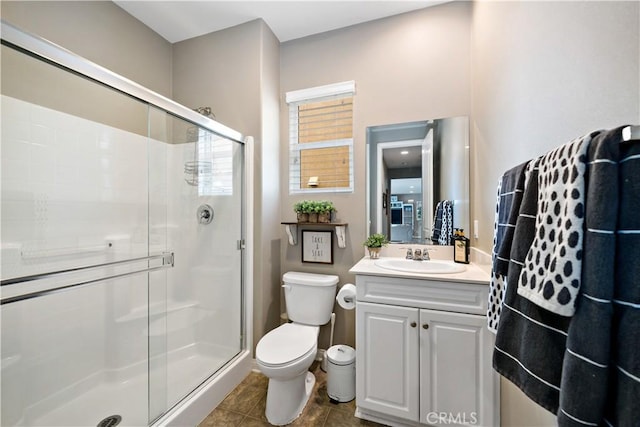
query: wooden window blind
287 82 355 193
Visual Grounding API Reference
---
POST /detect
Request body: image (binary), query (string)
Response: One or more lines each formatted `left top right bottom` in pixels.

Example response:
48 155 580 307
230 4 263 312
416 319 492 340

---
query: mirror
366 117 469 245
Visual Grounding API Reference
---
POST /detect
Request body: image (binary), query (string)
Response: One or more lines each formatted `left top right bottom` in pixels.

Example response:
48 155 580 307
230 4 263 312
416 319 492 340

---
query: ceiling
383 146 422 169
114 1 448 43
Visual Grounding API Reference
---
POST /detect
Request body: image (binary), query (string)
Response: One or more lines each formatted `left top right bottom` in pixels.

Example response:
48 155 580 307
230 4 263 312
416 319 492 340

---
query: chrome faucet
405 247 430 261
405 248 413 260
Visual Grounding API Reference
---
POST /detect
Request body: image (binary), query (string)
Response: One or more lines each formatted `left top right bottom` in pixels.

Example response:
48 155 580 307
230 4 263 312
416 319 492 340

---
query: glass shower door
1 43 158 426
148 111 244 421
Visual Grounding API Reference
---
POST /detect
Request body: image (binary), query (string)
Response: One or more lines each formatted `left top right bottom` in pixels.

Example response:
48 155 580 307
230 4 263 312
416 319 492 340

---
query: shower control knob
197 204 214 225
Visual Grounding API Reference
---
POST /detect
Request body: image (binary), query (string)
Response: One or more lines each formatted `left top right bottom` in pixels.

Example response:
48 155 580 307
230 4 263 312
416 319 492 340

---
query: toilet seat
256 323 318 367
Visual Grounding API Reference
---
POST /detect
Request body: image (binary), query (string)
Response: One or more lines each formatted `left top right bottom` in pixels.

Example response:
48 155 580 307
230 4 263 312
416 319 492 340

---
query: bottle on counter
453 228 470 264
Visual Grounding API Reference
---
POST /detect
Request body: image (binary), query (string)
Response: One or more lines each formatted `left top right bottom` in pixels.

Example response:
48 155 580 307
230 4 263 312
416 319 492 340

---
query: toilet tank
283 272 339 325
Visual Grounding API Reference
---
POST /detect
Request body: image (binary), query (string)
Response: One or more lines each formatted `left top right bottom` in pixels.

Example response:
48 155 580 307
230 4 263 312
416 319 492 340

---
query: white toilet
256 271 338 425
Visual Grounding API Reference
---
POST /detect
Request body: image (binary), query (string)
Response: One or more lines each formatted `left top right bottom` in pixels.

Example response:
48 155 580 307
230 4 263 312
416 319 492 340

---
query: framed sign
301 230 333 264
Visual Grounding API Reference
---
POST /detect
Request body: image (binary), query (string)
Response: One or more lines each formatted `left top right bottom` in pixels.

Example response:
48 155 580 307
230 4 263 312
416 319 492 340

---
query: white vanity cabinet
354 273 499 427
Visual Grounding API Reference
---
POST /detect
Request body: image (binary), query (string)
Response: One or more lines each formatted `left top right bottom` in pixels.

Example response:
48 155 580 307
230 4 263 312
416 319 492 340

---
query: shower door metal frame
0 252 175 305
0 20 244 145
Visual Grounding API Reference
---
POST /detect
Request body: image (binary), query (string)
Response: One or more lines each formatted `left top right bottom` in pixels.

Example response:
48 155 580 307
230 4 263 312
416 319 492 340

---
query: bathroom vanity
349 254 499 427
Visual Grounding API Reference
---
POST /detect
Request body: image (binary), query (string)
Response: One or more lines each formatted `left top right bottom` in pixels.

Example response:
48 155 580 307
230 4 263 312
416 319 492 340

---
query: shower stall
0 22 252 427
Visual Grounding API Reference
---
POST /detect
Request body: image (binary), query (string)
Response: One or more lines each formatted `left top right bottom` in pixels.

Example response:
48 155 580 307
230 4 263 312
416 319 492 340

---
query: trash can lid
327 345 356 365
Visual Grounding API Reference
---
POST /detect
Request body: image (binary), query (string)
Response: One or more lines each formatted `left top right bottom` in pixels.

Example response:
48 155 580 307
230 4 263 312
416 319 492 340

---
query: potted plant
316 200 336 223
294 200 336 223
363 233 389 259
293 200 312 222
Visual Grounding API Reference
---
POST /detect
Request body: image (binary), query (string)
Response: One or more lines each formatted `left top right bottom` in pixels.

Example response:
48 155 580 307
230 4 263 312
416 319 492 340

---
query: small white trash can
326 344 356 403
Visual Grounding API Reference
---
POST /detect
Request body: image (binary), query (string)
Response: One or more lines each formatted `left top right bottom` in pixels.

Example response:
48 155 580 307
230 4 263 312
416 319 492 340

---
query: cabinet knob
423 324 429 330
410 322 417 328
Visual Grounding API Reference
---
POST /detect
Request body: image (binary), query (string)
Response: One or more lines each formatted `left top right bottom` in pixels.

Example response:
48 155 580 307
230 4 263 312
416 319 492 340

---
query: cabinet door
420 309 496 427
356 302 419 421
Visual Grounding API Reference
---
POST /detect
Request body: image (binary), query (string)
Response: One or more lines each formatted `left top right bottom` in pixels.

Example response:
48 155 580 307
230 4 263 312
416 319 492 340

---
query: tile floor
198 362 386 426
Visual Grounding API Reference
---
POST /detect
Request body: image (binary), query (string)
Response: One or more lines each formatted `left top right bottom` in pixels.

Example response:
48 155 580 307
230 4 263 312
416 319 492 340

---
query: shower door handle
1 252 175 305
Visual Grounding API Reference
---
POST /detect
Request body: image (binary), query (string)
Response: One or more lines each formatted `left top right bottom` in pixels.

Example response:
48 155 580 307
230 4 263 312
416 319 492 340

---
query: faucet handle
405 248 413 259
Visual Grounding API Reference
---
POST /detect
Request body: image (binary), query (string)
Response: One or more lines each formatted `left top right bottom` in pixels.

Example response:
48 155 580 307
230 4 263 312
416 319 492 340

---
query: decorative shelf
281 222 348 248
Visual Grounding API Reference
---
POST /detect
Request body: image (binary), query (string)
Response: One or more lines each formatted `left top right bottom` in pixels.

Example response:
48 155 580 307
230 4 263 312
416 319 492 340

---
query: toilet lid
257 323 318 366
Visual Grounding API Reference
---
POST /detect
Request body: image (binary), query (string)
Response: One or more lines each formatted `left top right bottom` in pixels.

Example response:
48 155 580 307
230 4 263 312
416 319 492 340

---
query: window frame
286 81 355 194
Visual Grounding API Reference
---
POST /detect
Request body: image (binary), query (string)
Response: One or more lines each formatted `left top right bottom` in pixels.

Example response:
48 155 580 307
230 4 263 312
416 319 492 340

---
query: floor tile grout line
243 385 262 416
320 406 331 427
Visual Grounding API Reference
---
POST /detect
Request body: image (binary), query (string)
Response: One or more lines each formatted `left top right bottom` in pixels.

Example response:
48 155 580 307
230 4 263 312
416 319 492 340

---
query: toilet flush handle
282 284 291 292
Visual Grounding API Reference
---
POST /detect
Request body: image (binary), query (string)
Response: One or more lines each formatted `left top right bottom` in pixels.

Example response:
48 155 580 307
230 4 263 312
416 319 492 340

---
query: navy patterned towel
431 200 453 245
494 156 572 413
488 161 530 334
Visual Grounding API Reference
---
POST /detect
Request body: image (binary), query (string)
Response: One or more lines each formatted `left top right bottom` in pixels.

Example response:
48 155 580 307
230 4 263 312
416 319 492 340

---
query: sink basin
374 258 466 274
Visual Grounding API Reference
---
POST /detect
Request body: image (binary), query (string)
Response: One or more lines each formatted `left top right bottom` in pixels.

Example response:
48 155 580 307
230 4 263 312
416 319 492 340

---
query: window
287 81 355 193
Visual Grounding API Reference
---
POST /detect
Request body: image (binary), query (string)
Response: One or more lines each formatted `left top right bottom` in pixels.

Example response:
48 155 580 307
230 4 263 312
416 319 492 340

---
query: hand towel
438 200 453 245
517 133 593 316
431 200 453 245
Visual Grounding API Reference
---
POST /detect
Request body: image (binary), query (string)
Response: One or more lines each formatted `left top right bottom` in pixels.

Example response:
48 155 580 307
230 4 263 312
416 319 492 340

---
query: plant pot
367 247 381 259
318 212 331 223
297 213 309 222
308 213 318 223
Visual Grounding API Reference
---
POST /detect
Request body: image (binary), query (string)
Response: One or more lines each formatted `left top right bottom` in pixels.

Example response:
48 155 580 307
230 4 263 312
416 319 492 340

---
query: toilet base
265 371 316 425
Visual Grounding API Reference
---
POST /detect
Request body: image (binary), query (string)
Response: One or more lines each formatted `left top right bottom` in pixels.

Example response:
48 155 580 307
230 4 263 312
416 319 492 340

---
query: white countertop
349 256 490 285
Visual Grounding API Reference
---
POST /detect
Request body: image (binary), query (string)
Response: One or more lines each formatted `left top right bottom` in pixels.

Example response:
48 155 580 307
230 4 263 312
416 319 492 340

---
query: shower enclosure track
0 252 175 305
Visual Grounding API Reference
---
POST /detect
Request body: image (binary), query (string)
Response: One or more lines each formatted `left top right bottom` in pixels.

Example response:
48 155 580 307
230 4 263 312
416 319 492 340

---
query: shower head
193 106 215 119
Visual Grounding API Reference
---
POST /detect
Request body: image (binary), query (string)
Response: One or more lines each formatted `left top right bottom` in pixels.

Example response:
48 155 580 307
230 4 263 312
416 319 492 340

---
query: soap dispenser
453 228 470 264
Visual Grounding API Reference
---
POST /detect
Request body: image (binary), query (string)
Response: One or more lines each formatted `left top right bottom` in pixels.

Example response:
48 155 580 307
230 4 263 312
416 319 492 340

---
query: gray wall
471 1 640 253
0 1 173 97
258 22 284 351
280 1 472 350
172 19 282 354
172 21 261 138
471 1 640 425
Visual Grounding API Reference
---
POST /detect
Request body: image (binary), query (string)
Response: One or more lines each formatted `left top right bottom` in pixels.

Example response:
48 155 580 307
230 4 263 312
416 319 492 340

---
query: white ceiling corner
114 1 450 43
